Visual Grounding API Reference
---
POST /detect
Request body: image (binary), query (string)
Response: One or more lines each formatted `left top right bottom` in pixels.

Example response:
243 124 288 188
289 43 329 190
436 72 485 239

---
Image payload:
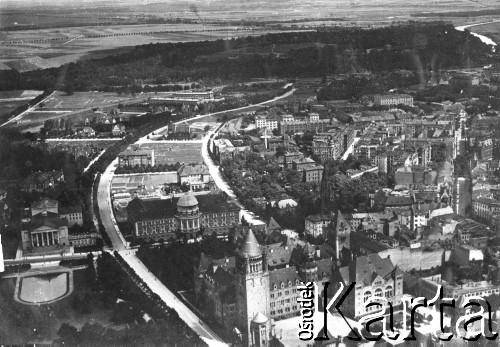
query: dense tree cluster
0 23 491 92
137 237 235 292
114 162 182 175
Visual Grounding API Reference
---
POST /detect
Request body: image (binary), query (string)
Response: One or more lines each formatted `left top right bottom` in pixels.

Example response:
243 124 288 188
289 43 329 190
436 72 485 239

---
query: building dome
177 191 198 208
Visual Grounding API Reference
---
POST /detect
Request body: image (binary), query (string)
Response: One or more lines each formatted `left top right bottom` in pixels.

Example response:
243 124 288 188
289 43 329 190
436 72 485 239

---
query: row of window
270 288 297 299
271 306 297 316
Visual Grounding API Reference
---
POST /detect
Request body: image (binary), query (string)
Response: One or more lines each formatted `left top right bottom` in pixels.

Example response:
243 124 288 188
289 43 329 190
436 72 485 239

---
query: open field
0 24 287 72
138 142 203 165
0 90 43 119
42 91 148 111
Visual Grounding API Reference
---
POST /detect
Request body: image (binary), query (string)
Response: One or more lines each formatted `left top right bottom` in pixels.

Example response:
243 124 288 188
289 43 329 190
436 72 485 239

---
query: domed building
127 191 240 242
176 191 201 239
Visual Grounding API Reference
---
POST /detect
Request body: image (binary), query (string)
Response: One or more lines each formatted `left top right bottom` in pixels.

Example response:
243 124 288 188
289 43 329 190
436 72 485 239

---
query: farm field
0 24 287 72
41 91 149 111
138 142 203 165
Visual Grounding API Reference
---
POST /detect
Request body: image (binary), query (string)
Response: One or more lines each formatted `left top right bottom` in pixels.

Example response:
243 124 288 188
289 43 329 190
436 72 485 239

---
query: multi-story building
312 127 355 161
373 94 413 107
304 214 334 237
255 115 281 130
303 165 324 183
279 114 332 135
473 197 500 222
127 192 240 242
336 254 404 317
118 148 155 167
480 139 494 161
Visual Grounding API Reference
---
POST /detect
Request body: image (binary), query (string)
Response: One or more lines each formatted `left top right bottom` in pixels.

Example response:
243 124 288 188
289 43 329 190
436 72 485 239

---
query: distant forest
0 22 492 92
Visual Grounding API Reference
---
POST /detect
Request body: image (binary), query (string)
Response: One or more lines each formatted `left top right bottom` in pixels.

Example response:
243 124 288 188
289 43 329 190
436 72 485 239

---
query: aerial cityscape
1 0 500 346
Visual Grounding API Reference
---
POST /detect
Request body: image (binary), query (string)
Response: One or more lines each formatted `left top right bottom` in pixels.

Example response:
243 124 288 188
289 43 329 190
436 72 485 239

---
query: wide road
120 251 227 347
201 127 265 226
97 158 127 250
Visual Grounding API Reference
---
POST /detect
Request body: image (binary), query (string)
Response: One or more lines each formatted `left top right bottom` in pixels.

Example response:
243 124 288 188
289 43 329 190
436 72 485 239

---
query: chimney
315 247 320 259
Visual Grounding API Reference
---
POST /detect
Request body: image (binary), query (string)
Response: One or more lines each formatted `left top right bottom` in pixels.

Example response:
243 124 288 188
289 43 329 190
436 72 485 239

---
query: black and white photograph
0 0 500 345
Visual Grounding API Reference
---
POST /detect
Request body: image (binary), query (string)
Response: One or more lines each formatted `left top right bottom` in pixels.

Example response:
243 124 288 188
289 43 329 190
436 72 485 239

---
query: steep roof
29 213 68 230
31 198 58 211
177 164 210 177
339 254 399 286
238 229 261 258
269 266 300 289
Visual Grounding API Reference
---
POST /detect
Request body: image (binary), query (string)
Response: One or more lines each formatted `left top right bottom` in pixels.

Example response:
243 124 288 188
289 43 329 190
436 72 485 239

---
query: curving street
95 88 296 345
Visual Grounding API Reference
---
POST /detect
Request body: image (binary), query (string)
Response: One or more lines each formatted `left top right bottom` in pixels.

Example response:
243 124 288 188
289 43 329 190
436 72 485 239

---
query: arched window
375 288 383 297
364 291 372 302
281 282 285 289
385 286 394 298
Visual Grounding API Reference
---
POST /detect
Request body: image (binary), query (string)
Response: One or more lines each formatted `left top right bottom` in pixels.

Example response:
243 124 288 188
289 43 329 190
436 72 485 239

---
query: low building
118 148 155 168
59 204 83 227
112 123 126 137
69 229 99 247
21 170 64 192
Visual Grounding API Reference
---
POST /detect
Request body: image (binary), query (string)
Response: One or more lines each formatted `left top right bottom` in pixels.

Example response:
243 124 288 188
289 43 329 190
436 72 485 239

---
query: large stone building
336 254 404 317
20 198 96 253
127 192 240 242
194 230 335 345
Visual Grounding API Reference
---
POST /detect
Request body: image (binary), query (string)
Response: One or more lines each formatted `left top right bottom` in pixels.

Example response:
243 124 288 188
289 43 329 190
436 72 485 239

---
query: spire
238 229 262 258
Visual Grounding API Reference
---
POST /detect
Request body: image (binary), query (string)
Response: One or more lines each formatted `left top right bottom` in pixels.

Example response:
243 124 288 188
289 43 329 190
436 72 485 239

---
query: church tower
235 229 271 347
329 211 352 266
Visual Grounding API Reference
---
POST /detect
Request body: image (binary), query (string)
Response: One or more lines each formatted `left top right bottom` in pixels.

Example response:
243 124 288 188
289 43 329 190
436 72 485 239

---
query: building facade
118 148 155 167
127 192 240 241
373 94 413 107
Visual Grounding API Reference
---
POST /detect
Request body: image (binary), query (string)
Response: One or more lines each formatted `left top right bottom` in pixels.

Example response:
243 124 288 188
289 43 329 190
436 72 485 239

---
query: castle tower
235 229 271 346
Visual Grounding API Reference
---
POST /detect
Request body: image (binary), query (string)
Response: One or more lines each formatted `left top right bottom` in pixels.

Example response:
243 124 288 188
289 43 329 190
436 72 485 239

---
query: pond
17 272 71 305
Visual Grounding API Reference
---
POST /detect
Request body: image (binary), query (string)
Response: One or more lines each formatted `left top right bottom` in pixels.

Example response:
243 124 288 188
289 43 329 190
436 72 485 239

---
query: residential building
177 164 212 190
312 127 355 161
112 123 126 137
59 204 83 227
473 197 500 221
303 165 324 183
21 170 64 192
304 214 334 238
